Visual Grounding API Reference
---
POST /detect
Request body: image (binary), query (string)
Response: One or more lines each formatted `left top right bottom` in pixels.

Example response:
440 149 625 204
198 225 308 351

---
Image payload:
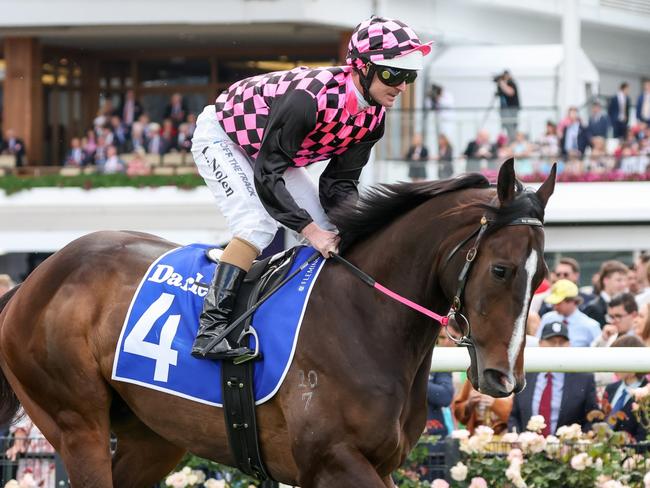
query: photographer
495 70 520 141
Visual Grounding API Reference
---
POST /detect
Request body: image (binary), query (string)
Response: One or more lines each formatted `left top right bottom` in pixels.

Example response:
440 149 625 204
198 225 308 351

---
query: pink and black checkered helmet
346 16 433 71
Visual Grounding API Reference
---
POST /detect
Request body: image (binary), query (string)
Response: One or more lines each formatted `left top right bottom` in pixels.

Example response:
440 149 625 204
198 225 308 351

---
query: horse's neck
342 204 454 367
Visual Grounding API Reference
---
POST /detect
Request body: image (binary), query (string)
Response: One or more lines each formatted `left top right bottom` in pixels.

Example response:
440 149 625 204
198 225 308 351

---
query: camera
493 70 510 83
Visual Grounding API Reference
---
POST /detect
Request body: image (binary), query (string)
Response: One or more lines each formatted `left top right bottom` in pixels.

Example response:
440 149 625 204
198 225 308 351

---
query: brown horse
0 160 555 487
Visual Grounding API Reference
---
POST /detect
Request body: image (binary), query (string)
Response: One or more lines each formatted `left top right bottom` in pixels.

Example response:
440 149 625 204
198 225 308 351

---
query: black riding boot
191 262 252 360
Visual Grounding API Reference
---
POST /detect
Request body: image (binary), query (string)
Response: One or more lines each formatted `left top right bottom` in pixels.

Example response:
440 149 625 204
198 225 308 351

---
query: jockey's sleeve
254 90 318 233
318 117 385 214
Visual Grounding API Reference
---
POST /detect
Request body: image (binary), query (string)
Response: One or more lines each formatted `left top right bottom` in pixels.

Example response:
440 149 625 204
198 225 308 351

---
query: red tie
539 373 553 436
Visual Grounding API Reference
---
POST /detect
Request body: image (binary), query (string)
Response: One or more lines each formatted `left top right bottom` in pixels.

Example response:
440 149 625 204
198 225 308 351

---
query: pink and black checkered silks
214 66 384 167
345 17 433 69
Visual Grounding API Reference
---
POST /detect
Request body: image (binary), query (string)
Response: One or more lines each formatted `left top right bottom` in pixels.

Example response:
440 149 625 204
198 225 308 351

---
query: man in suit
560 107 589 157
608 82 631 139
1 128 26 167
591 293 639 347
636 80 650 126
119 89 143 128
164 92 189 128
587 100 610 140
584 260 629 327
509 321 599 434
604 335 648 442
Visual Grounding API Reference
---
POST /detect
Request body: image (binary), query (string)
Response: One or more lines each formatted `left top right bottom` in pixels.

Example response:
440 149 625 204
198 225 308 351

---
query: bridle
442 215 544 348
329 213 544 352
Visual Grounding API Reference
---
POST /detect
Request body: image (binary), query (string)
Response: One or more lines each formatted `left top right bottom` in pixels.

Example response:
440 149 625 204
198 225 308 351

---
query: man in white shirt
591 293 639 347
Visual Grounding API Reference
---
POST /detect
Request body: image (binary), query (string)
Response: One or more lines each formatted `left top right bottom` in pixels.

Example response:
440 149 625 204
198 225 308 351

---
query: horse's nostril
501 376 515 393
484 368 515 395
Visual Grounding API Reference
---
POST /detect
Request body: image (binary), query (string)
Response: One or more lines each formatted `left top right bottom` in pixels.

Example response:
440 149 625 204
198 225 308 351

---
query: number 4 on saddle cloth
112 244 325 407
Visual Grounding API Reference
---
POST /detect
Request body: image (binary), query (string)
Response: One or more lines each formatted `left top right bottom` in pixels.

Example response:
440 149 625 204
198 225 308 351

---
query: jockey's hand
301 222 340 258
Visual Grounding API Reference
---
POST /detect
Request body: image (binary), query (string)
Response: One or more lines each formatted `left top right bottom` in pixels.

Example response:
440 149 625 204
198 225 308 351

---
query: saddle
205 246 300 481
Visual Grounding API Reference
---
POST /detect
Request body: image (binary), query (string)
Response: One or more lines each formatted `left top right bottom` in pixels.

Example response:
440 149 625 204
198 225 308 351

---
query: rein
331 214 544 348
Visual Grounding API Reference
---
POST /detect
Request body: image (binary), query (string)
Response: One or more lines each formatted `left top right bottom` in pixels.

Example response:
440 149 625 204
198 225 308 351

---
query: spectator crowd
0 90 196 175
409 77 650 181
461 79 650 179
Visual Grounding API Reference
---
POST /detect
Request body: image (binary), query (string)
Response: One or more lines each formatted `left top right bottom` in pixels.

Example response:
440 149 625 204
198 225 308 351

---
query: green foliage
393 434 441 488
0 173 205 195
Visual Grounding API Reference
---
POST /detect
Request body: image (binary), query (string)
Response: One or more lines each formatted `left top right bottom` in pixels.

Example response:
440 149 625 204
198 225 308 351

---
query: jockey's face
368 73 408 108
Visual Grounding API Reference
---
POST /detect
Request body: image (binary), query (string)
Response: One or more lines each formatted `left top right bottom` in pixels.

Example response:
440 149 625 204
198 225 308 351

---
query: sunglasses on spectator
373 65 418 87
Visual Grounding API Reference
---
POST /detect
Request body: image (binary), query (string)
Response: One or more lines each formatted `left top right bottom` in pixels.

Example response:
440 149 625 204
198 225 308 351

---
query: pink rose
469 477 489 488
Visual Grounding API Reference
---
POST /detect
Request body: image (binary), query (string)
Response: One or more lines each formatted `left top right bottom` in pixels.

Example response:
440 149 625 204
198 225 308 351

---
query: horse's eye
492 265 508 280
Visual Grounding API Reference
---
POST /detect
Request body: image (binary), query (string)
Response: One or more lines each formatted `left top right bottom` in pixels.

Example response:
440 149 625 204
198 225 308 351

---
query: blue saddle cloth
112 245 324 407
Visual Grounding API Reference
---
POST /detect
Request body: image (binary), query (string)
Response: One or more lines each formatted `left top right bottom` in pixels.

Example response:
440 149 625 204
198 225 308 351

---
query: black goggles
374 65 418 87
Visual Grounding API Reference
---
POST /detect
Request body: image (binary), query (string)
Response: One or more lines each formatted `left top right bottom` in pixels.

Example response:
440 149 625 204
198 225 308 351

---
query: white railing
431 347 650 373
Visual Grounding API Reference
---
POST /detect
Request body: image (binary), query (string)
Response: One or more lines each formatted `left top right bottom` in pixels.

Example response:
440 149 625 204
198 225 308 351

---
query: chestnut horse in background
0 160 555 487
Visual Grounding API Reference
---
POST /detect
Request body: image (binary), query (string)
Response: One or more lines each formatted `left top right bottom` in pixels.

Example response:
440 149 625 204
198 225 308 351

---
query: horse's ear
536 163 557 209
497 158 516 205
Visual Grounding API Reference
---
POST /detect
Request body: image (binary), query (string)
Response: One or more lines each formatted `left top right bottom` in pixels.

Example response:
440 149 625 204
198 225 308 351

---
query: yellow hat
544 279 579 305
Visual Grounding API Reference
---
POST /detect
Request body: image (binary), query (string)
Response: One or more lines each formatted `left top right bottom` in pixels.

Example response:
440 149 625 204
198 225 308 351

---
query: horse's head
446 159 556 398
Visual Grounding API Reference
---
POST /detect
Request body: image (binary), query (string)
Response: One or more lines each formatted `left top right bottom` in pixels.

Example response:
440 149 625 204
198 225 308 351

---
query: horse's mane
329 174 545 251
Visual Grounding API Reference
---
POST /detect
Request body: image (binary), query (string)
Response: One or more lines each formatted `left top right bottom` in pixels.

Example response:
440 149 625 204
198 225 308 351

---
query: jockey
191 16 433 360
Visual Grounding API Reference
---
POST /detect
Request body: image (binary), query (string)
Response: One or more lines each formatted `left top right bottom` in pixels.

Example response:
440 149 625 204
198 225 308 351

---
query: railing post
55 453 68 486
443 437 460 483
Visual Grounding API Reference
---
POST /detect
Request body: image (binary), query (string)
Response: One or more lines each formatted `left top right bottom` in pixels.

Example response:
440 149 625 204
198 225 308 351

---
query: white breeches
191 105 335 251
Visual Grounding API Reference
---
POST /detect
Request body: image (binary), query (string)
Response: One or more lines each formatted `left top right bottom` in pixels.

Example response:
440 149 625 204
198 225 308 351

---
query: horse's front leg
298 443 387 488
382 475 397 488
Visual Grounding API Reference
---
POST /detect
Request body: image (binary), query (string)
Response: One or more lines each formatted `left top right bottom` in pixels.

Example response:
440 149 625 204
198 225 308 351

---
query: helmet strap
355 63 382 107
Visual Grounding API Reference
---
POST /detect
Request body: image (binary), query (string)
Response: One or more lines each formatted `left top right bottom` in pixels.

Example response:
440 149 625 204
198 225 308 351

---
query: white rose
526 415 547 432
513 477 528 488
450 461 468 481
623 457 637 470
451 429 471 440
192 470 206 484
508 448 524 462
204 480 226 488
601 482 626 488
595 457 603 470
544 435 560 455
501 432 519 443
557 423 583 440
644 471 650 488
165 472 185 488
570 452 593 471
17 475 36 488
460 435 486 454
207 481 226 488
474 425 494 440
4 481 20 488
506 466 527 488
518 431 546 454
